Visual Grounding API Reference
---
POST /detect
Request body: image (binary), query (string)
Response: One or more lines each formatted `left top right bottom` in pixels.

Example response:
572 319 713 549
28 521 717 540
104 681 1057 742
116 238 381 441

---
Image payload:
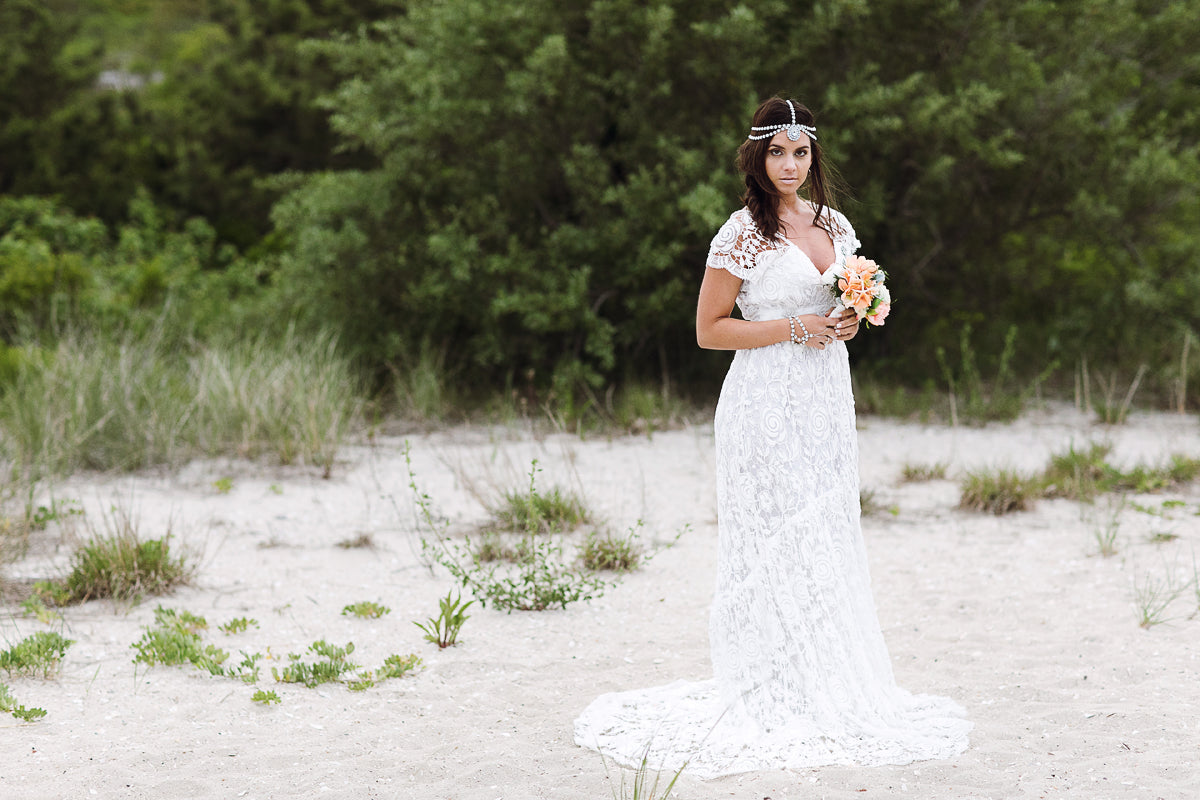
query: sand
2 405 1198 800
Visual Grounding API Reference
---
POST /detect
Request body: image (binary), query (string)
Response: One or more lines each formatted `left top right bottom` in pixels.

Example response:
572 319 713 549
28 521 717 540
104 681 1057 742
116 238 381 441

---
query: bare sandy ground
2 405 1199 800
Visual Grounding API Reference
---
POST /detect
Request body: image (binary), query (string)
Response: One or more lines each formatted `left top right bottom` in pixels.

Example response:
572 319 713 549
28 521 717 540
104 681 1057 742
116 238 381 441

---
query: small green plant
581 529 642 572
132 607 229 676
1084 497 1124 557
55 505 192 604
859 488 887 517
269 484 283 495
407 445 613 612
1088 364 1148 425
251 688 281 705
0 682 47 722
29 498 84 530
959 468 1035 515
490 460 590 534
937 325 1055 425
472 532 520 563
899 461 948 483
377 653 422 679
272 641 359 688
0 631 74 678
342 601 391 619
1148 531 1180 544
414 591 473 648
601 749 687 800
1039 442 1115 500
213 477 234 494
1133 570 1188 629
20 594 60 625
218 617 259 635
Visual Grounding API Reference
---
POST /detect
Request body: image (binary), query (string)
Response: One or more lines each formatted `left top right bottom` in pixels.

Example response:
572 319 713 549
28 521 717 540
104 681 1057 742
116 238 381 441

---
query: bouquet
823 254 891 326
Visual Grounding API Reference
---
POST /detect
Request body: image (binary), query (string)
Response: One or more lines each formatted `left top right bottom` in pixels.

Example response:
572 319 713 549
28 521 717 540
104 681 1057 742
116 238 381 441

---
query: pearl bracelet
789 316 815 346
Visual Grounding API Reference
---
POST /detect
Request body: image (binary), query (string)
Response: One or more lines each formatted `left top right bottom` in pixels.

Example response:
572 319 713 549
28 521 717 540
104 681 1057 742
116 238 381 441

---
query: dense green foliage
1 0 1198 410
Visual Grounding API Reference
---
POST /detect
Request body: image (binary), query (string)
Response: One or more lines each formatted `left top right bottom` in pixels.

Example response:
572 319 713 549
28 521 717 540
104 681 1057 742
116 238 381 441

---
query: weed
1088 364 1148 425
899 462 948 483
218 617 259 635
269 484 283 495
581 529 642 572
407 445 613 612
29 498 83 530
20 594 60 625
853 377 942 422
132 607 229 676
601 749 687 800
1133 570 1188 628
859 488 895 517
472 532 520 563
1039 442 1114 500
342 601 391 619
959 469 1035 515
414 591 473 648
490 461 590 534
213 477 234 494
0 632 73 678
377 653 422 679
1084 497 1123 557
1148 531 1179 544
0 682 46 722
29 580 70 607
251 689 281 705
937 325 1055 425
272 641 359 688
63 532 190 604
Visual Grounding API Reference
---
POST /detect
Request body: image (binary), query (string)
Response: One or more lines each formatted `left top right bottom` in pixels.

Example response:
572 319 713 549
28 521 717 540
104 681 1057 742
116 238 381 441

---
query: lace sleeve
706 209 771 280
824 208 861 254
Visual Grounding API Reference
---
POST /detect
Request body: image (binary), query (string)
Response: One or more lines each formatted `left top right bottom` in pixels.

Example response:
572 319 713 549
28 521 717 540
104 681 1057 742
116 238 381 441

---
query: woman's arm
696 266 840 350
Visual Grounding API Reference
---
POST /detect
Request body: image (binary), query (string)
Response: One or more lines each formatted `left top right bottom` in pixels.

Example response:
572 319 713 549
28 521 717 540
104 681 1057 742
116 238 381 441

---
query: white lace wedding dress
573 207 971 779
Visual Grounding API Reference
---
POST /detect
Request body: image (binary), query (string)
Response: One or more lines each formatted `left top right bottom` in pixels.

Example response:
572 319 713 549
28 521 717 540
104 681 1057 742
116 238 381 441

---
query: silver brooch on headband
747 100 818 141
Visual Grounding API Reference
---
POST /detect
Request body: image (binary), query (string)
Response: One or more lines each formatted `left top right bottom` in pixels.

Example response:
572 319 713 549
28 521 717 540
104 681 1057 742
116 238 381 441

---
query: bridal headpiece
747 100 818 142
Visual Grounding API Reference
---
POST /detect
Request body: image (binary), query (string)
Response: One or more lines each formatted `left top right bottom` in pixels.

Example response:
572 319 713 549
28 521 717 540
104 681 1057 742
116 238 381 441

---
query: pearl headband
747 100 818 141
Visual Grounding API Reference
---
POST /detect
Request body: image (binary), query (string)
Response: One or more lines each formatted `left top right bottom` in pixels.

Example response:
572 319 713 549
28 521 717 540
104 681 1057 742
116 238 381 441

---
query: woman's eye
769 149 782 156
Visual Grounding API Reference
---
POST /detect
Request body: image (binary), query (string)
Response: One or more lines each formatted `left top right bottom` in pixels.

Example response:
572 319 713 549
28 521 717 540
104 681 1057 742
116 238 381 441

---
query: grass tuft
899 461 949 483
958 469 1035 515
581 529 642 572
58 506 191 604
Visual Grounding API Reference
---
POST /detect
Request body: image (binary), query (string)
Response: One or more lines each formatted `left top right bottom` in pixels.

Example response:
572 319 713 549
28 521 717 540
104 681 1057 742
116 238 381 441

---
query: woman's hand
818 308 860 348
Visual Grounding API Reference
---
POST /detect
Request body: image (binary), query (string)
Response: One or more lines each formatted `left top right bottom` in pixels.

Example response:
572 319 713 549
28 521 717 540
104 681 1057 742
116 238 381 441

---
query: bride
573 97 971 779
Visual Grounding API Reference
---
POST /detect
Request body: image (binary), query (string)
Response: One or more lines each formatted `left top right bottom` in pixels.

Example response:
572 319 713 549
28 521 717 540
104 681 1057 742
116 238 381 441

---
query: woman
574 98 970 778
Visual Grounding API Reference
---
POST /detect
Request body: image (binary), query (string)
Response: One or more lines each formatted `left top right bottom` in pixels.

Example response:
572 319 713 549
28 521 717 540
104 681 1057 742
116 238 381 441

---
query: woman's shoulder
709 207 767 253
817 205 861 251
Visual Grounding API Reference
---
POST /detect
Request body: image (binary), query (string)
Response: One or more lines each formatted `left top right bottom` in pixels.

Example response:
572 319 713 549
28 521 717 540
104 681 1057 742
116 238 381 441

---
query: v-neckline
780 229 836 275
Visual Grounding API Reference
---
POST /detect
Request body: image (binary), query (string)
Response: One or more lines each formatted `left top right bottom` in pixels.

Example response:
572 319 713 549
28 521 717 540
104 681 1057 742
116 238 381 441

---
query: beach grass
0 329 363 480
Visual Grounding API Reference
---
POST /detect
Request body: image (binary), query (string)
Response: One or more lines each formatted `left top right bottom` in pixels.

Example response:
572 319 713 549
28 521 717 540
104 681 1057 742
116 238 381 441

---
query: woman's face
763 130 813 197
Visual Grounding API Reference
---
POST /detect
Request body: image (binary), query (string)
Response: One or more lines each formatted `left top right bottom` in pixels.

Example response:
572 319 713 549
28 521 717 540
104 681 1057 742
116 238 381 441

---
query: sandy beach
2 405 1199 800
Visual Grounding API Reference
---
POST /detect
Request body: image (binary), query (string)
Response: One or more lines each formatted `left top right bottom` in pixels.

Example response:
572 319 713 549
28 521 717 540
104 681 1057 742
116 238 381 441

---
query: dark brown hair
736 97 840 242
